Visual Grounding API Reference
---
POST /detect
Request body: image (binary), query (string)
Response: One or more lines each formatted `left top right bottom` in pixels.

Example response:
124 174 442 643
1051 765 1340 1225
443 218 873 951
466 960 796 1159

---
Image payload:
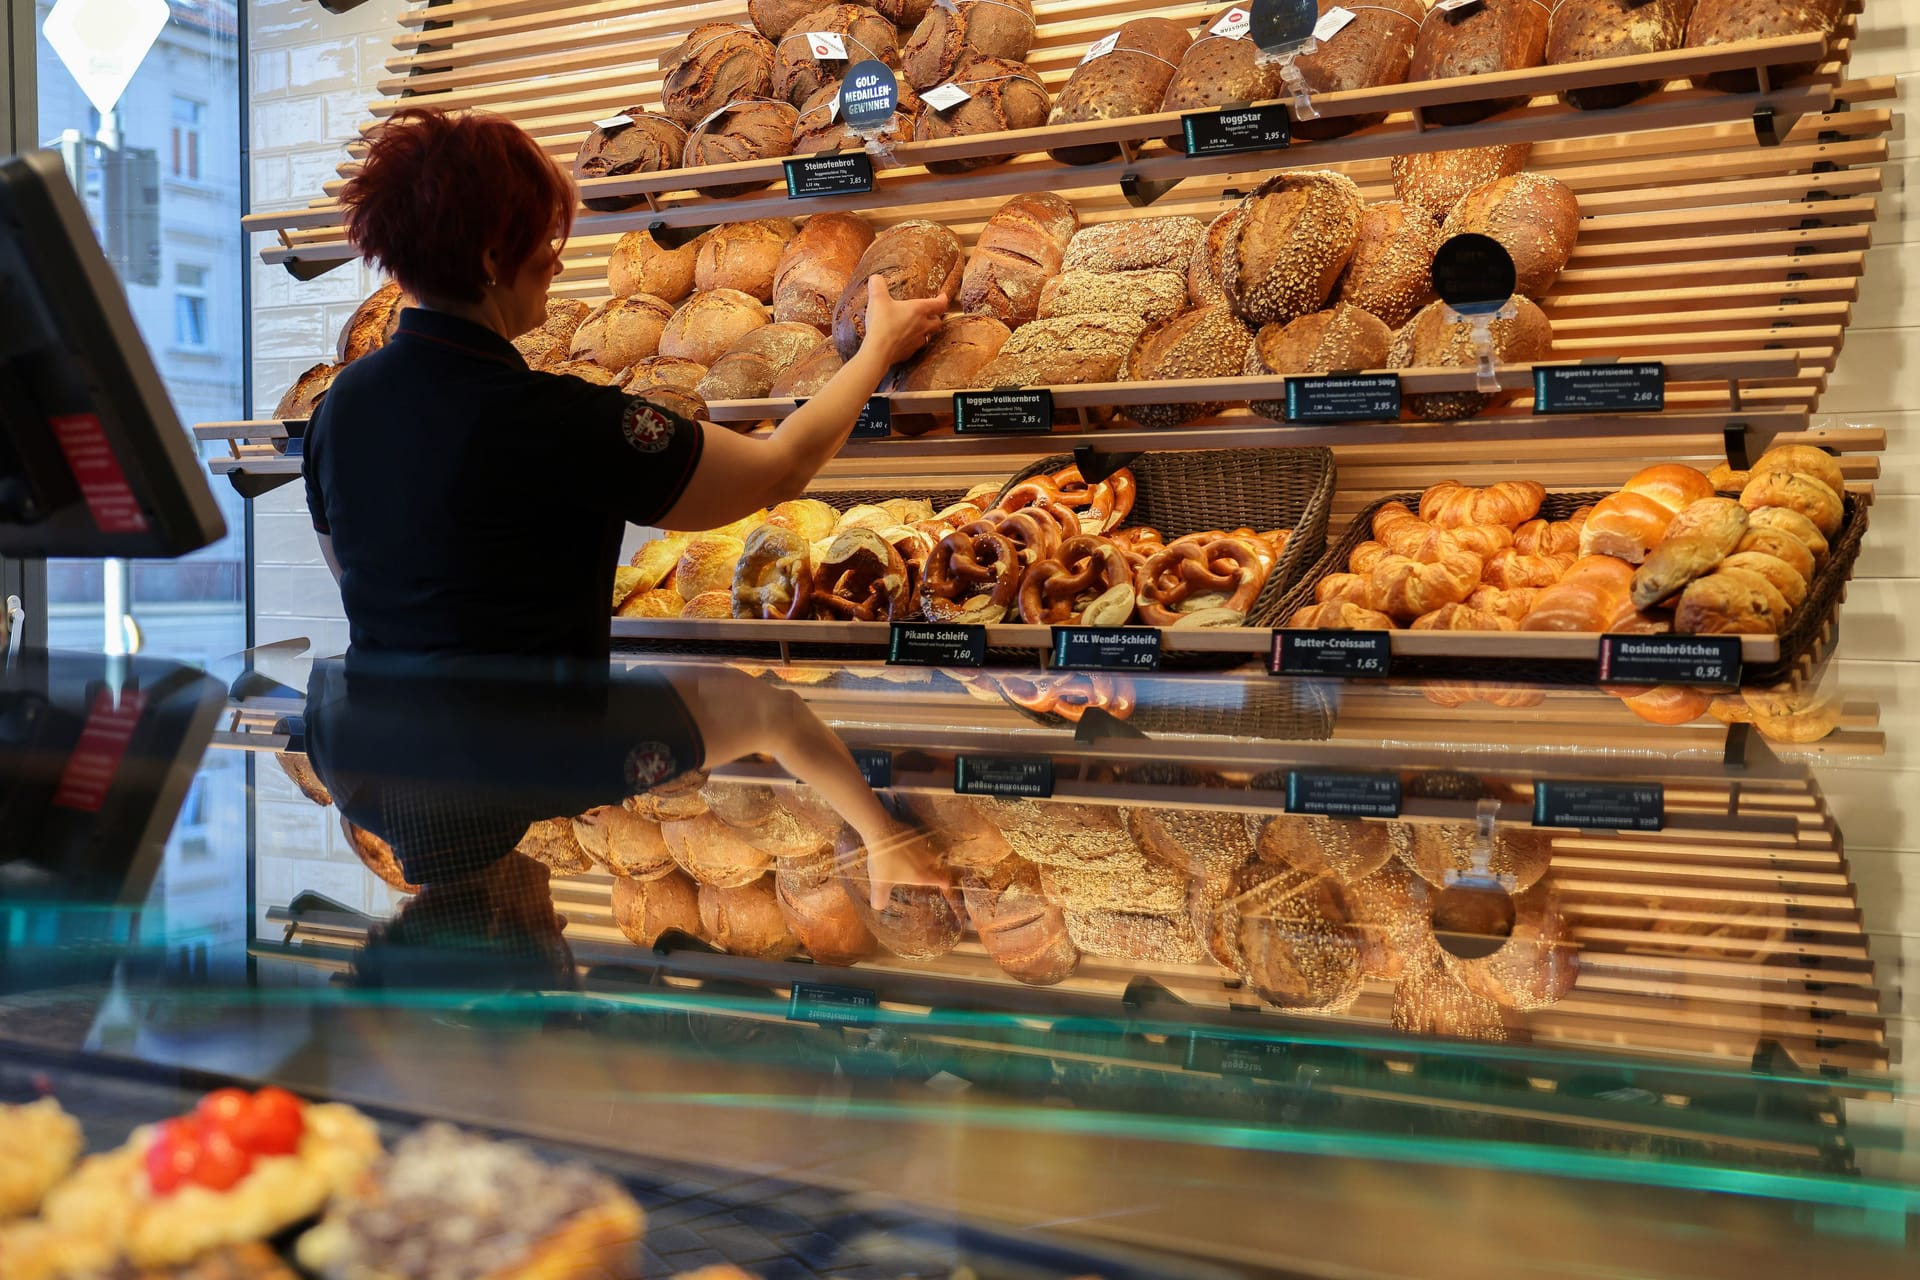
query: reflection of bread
573 802 674 879
1616 684 1711 726
662 813 771 887
514 819 595 876
611 870 700 945
1392 944 1514 1041
276 752 333 807
1064 906 1204 964
1743 685 1842 743
699 876 800 958
901 793 1011 866
1345 860 1431 981
961 855 1077 985
1254 813 1404 885
1401 822 1554 891
774 853 875 965
1218 865 1363 1012
835 834 966 960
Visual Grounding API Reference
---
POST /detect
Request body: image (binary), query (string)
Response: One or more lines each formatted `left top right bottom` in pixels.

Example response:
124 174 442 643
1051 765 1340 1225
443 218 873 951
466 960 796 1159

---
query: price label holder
784 150 875 198
1286 770 1402 819
1269 629 1391 677
1182 104 1291 157
954 754 1055 799
850 395 891 438
788 981 879 1026
270 419 307 457
1533 781 1664 831
1534 361 1665 414
1052 626 1161 671
889 623 987 667
1598 633 1741 689
1432 234 1519 392
1284 372 1401 423
1249 0 1321 119
850 748 893 789
953 388 1053 435
1186 1032 1290 1078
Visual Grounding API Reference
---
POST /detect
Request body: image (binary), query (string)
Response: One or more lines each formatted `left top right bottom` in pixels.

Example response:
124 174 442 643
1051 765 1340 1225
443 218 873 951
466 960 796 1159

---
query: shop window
174 263 209 348
170 95 203 180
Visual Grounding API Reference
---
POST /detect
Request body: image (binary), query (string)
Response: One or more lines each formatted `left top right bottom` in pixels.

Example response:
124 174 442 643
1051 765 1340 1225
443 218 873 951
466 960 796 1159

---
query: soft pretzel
1512 507 1589 556
1285 601 1395 629
994 475 1062 513
1367 547 1482 621
1110 527 1164 554
881 524 940 601
922 528 1023 623
1040 464 1138 533
731 525 814 620
1483 548 1574 590
997 672 1137 723
1018 535 1137 624
1136 536 1268 626
1418 480 1546 529
968 510 1058 567
812 528 911 621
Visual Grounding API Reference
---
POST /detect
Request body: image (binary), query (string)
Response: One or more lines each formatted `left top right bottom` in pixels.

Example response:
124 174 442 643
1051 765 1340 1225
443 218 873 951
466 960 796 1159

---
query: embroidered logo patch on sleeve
626 741 678 789
622 398 676 453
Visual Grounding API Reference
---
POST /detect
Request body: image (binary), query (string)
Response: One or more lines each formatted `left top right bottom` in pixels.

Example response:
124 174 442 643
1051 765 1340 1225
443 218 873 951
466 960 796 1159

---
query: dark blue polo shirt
303 308 703 661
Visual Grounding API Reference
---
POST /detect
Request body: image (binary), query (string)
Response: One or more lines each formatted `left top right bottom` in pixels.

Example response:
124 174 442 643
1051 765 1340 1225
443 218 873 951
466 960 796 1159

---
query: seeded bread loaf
958 191 1079 327
662 24 777 126
684 99 799 197
695 219 799 302
773 5 901 106
1186 209 1235 304
1336 201 1441 328
1038 269 1190 325
971 313 1150 387
660 289 771 366
1244 303 1394 420
572 111 687 211
1390 296 1554 419
1392 143 1531 222
1220 170 1365 327
609 228 703 302
569 294 675 371
1439 172 1581 299
1686 0 1843 93
1294 0 1424 139
912 53 1050 173
1063 215 1205 274
1408 0 1550 126
1547 0 1695 109
1048 18 1194 165
773 212 876 331
1123 303 1254 430
902 0 1036 90
830 219 964 358
1160 8 1281 148
696 322 826 401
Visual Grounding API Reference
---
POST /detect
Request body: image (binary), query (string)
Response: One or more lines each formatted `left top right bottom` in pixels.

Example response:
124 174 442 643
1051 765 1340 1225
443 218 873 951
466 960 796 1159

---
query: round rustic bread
660 288 770 366
792 78 924 153
699 876 802 958
1245 303 1394 421
1391 143 1531 223
1390 295 1554 420
662 23 777 126
773 5 901 106
773 211 876 331
768 340 846 398
513 299 592 371
829 219 963 358
685 99 798 198
1160 8 1282 149
609 228 703 303
612 871 702 945
571 111 687 212
569 295 674 371
1047 17 1193 165
903 0 1036 90
912 53 1049 174
748 0 822 40
1293 0 1425 139
1122 303 1253 430
1439 172 1581 299
1335 201 1441 329
337 280 412 363
774 852 877 964
1220 170 1365 328
273 363 342 420
1186 209 1234 305
695 321 826 401
694 219 799 302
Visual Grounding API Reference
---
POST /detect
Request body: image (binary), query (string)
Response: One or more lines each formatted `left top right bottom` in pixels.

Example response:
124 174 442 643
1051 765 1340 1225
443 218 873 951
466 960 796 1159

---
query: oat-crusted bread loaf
1548 0 1695 109
1440 173 1581 299
1048 17 1194 165
1335 201 1441 328
1687 0 1844 93
609 228 703 303
1409 0 1550 126
830 219 963 358
1063 215 1206 274
569 295 674 371
1220 170 1365 328
1392 143 1532 223
695 322 826 401
662 23 777 126
1245 303 1394 420
1159 7 1281 147
773 5 902 106
1186 209 1235 305
903 0 1036 90
1123 303 1254 430
1391 296 1554 419
912 53 1050 173
773 212 876 331
571 111 687 211
1037 269 1190 325
337 280 413 363
1293 0 1425 139
660 288 770 366
684 100 798 198
792 78 924 153
972 313 1150 387
958 192 1079 327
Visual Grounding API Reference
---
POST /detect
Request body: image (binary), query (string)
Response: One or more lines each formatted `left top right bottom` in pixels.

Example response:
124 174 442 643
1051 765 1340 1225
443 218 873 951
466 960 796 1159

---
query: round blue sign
841 59 899 132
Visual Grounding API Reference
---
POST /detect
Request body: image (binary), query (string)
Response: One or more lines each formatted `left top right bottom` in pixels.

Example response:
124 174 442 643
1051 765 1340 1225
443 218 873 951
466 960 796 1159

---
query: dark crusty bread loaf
830 219 964 358
1686 0 1843 93
912 53 1049 173
1548 0 1695 109
792 78 924 152
1160 8 1281 147
1392 143 1531 222
774 212 876 331
1245 303 1394 420
876 0 931 28
273 363 343 420
1038 269 1189 324
972 313 1149 387
662 23 777 126
749 0 822 40
609 228 703 302
1294 0 1425 139
572 112 687 212
1220 170 1365 327
1048 17 1194 165
773 5 901 106
1123 303 1254 430
1439 172 1580 299
903 0 1036 90
660 288 771 366
768 341 845 397
696 322 826 401
337 280 413 363
569 294 674 371
958 191 1079 327
695 219 799 302
685 99 799 197
1409 0 1550 126
618 358 710 423
1063 215 1205 274
886 313 1010 433
1186 209 1235 305
1335 201 1441 328
1391 296 1554 419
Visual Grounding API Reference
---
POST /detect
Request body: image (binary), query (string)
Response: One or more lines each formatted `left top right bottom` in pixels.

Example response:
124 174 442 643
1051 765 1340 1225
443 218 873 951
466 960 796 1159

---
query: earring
485 276 497 288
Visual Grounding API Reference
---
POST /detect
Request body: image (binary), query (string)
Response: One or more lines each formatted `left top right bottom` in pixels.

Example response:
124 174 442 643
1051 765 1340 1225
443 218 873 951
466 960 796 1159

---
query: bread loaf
685 100 798 198
773 854 876 964
971 313 1150 388
1750 443 1845 497
903 0 1036 90
1220 170 1365 327
1675 566 1791 635
1160 8 1281 148
772 212 875 331
1122 304 1253 430
1686 0 1843 93
1244 303 1393 420
1440 173 1580 299
829 219 963 358
958 192 1079 327
1335 201 1441 328
1186 209 1234 304
1740 470 1843 538
1048 18 1193 165
1409 0 1550 126
695 219 798 302
773 5 901 106
618 353 710 407
1547 0 1694 109
835 831 964 959
792 79 924 153
1294 0 1424 139
886 313 1008 434
337 280 412 363
609 228 701 303
660 289 770 365
1519 554 1632 630
513 299 592 371
767 342 845 396
1037 269 1190 324
1746 502 1830 563
912 53 1049 173
663 812 771 887
571 112 687 211
1219 864 1364 1012
749 0 822 40
962 855 1077 985
696 322 826 400
569 294 674 371
699 877 802 958
274 363 342 420
1065 215 1205 275
1392 143 1531 223
1390 296 1552 419
662 24 777 126
611 871 701 945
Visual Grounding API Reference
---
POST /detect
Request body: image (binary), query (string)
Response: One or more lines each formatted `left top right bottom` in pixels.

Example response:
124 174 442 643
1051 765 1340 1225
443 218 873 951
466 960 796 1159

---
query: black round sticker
1248 0 1318 53
1431 233 1517 313
841 60 899 131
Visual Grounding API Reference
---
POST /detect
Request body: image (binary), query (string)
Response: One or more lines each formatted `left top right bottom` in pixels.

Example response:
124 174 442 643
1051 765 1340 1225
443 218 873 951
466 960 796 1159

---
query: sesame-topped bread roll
1335 201 1442 328
1122 304 1254 430
970 313 1150 388
1389 296 1553 419
1220 171 1366 328
1392 144 1531 223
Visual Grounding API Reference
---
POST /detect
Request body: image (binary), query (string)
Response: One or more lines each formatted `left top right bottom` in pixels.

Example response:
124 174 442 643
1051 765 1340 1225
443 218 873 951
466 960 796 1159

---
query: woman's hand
859 275 947 366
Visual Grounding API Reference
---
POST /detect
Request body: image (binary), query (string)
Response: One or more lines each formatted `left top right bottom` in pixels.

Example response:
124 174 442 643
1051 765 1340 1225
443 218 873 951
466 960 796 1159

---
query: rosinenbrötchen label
1182 104 1291 157
1285 770 1402 819
1533 781 1664 831
1052 626 1161 671
1597 633 1741 689
1270 628 1391 677
783 151 874 199
954 754 1055 799
889 622 987 667
788 981 878 1025
1283 373 1401 423
953 388 1053 434
1534 362 1665 414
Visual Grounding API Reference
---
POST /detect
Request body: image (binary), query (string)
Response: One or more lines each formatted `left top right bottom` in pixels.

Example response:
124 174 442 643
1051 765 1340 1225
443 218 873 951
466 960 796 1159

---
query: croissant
1418 480 1546 529
1286 601 1396 629
1512 506 1589 556
1468 584 1538 622
1371 502 1423 544
1411 603 1515 632
1315 573 1374 606
1519 555 1632 632
1578 492 1674 565
1423 681 1546 709
1349 540 1394 574
1443 523 1514 558
1368 548 1483 621
1483 548 1574 590
1621 463 1716 514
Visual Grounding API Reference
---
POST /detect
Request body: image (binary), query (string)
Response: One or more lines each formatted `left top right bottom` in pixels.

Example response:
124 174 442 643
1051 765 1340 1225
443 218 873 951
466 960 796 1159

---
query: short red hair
342 108 575 305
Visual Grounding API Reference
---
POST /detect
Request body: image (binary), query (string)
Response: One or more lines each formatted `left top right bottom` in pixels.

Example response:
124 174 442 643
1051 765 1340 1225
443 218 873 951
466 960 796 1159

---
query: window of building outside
170 94 203 181
175 262 210 347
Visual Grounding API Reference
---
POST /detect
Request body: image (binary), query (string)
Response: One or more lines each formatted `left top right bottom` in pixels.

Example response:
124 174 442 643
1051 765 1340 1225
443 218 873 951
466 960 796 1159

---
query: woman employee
303 108 945 662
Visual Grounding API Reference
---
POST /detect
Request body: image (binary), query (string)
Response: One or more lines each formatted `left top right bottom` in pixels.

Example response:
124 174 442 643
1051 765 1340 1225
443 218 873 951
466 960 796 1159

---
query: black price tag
1533 781 1664 831
1052 626 1161 671
849 395 891 438
888 623 987 667
788 981 879 1025
840 60 898 131
784 151 874 199
1286 770 1402 819
1598 634 1741 689
1284 373 1401 423
1534 362 1665 414
1249 0 1317 53
1186 1032 1289 1078
850 748 893 789
1181 104 1291 157
953 389 1053 435
1432 233 1516 314
1270 629 1391 677
954 754 1055 799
